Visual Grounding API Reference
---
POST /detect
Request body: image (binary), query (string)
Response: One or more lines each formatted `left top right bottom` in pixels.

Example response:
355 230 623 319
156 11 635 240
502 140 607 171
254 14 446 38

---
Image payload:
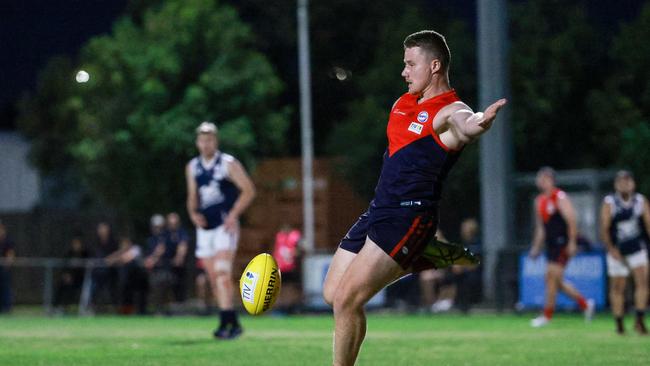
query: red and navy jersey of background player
604 193 648 255
537 189 569 247
372 90 462 208
189 152 240 230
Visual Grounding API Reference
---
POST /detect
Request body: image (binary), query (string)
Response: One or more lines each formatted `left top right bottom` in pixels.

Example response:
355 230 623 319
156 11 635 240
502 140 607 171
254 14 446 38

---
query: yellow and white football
239 253 282 315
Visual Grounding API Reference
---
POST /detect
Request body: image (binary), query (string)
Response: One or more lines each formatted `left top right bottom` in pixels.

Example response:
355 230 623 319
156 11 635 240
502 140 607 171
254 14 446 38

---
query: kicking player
322 30 506 366
600 170 649 335
186 122 256 339
529 167 594 327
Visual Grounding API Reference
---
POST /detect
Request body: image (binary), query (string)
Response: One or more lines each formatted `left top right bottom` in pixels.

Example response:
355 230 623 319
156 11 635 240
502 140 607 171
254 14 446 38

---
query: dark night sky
0 0 127 128
0 0 645 129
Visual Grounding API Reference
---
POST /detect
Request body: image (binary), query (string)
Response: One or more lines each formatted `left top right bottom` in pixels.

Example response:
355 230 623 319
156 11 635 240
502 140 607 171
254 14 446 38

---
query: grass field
1 312 649 365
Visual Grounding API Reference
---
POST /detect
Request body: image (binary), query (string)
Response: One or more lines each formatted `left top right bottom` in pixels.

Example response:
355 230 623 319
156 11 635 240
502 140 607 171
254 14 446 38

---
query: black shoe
421 237 480 269
227 326 243 339
213 326 229 339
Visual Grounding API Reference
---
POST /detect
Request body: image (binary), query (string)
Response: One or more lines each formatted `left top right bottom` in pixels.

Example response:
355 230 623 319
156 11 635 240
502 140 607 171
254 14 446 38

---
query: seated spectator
90 221 119 312
272 224 302 314
106 230 148 315
0 221 16 313
165 212 189 305
53 235 89 313
453 218 483 313
419 230 455 312
144 214 175 315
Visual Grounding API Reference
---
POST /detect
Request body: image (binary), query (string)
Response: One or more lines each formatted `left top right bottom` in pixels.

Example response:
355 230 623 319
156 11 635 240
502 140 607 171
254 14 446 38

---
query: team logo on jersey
546 201 556 215
417 111 429 123
408 122 423 135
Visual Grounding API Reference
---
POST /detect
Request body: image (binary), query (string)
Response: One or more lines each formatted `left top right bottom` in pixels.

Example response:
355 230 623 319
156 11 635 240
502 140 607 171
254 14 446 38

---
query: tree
509 0 606 171
17 0 289 223
589 3 650 193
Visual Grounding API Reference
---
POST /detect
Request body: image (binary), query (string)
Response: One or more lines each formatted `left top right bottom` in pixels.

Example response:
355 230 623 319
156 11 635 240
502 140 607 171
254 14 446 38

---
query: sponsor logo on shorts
241 271 259 304
408 122 423 135
417 111 429 123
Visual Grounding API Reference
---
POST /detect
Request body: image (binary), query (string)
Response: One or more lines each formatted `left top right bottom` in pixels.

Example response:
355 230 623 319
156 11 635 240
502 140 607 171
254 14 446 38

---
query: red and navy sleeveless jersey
372 90 461 208
537 189 569 247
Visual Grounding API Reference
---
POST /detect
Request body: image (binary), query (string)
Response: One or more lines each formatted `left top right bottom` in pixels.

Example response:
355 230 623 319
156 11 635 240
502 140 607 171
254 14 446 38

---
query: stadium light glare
75 70 90 83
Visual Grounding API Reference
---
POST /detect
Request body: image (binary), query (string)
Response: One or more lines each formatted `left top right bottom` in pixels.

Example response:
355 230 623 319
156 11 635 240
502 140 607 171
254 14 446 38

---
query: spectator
419 230 456 312
166 212 189 304
90 221 119 312
0 221 16 313
144 214 174 315
53 235 89 313
272 224 302 314
106 231 148 315
453 218 483 313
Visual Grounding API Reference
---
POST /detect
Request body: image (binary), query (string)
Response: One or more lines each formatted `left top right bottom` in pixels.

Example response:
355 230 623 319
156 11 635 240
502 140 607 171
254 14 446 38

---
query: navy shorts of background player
340 90 462 269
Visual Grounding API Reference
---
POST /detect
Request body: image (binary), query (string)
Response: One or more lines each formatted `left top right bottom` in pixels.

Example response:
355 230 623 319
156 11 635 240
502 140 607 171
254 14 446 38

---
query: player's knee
332 289 362 315
213 259 232 279
323 285 335 306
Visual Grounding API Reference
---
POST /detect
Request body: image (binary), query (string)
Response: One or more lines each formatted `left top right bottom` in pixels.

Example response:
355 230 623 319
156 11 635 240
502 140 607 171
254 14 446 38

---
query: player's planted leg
211 250 242 340
632 265 649 335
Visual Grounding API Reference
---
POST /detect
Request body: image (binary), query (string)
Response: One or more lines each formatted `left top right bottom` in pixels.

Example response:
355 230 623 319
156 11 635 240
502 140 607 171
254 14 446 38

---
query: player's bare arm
440 98 507 147
223 159 256 233
599 201 622 261
530 197 545 258
557 195 578 256
642 197 650 239
186 163 207 229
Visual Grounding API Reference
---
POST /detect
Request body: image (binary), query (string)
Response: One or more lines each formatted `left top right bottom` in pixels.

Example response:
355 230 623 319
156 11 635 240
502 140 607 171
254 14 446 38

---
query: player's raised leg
323 248 358 306
332 238 403 366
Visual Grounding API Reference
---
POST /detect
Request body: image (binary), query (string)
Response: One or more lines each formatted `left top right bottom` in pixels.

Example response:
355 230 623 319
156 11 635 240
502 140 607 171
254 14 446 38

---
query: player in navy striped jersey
186 122 256 340
600 170 649 335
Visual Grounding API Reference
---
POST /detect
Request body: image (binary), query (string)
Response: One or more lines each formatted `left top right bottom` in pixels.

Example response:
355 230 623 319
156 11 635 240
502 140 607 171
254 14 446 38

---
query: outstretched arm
447 99 507 143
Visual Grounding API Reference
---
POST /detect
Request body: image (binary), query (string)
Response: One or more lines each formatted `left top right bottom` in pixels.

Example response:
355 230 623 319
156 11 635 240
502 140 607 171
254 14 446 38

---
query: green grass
1 312 649 365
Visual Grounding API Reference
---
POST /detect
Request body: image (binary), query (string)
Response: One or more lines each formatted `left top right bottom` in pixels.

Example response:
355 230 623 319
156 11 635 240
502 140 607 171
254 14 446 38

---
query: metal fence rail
0 257 113 315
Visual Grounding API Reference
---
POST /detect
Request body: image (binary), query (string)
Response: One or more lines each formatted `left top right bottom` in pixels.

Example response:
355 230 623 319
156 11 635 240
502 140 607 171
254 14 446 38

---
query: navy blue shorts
340 205 438 269
546 245 568 266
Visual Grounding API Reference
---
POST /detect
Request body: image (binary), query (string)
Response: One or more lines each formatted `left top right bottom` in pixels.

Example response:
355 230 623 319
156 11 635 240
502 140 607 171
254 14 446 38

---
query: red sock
543 307 554 319
577 297 587 311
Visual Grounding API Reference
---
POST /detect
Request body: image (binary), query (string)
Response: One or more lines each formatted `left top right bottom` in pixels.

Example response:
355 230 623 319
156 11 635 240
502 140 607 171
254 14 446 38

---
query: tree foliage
17 0 289 221
597 3 650 194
